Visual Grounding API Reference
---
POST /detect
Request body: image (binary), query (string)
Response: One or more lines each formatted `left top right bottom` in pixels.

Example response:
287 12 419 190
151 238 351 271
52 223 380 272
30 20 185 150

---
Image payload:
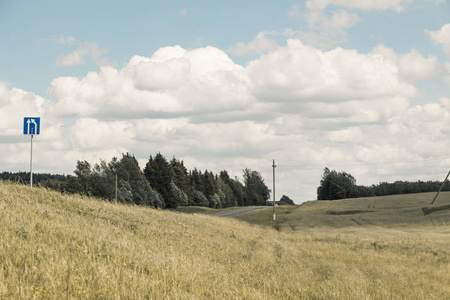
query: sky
1 0 450 203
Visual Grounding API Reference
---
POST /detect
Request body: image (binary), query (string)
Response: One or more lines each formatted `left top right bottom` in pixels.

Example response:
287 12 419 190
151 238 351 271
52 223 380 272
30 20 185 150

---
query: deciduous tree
317 168 357 200
243 168 270 206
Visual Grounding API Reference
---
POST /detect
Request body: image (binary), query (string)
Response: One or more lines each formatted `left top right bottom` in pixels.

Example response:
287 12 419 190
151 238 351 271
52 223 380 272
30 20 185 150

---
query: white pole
30 134 33 189
273 159 276 221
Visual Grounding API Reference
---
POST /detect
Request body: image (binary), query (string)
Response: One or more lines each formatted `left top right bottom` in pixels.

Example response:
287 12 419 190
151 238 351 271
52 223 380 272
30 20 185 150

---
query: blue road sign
23 117 40 135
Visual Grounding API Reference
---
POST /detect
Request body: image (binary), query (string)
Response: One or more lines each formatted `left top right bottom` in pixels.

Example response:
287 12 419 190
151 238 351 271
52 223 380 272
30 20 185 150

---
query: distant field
236 192 450 232
1 181 449 299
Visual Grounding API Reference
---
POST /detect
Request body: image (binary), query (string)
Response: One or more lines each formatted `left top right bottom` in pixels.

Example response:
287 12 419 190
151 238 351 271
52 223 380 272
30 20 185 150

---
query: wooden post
428 170 450 209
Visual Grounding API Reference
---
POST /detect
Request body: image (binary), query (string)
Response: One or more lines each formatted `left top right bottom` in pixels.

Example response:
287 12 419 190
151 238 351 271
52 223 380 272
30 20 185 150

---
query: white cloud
227 31 278 56
307 8 361 31
54 35 78 45
440 97 450 108
426 23 450 57
370 44 445 82
56 48 89 67
179 8 187 16
0 83 49 136
445 62 450 84
49 46 253 119
299 8 360 47
2 39 450 202
326 127 364 142
86 42 109 58
70 118 135 150
133 57 191 91
398 49 445 81
386 101 450 160
55 37 109 67
247 39 416 104
297 0 443 47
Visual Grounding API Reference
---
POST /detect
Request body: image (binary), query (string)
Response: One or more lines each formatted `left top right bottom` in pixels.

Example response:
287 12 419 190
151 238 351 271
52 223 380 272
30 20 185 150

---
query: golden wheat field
1 180 450 299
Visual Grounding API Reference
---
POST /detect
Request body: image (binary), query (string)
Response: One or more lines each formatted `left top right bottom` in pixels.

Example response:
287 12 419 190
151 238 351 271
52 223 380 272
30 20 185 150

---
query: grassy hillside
236 192 450 232
1 181 450 299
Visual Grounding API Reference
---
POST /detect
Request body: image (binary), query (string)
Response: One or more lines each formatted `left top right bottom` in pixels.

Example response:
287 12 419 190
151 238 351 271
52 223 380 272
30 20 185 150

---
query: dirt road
212 206 267 217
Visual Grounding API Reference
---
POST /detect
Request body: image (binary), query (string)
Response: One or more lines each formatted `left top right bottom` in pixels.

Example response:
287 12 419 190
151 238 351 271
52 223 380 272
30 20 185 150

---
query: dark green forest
0 171 67 185
4 160 448 206
1 153 271 209
317 167 450 200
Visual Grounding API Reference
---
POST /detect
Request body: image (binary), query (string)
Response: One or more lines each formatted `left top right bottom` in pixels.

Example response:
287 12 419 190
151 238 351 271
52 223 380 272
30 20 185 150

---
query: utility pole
428 170 450 209
272 159 276 221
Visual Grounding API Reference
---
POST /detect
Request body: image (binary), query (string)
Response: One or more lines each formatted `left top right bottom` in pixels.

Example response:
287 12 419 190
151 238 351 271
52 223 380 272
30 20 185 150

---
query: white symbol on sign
24 117 40 135
27 119 36 134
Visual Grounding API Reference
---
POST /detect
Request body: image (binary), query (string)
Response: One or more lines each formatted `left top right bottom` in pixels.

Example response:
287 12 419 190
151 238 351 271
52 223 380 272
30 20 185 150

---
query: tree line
1 153 271 209
0 171 67 185
317 167 450 200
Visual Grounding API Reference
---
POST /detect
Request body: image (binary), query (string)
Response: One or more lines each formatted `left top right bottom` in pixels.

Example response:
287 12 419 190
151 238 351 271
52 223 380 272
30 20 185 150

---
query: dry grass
1 181 450 299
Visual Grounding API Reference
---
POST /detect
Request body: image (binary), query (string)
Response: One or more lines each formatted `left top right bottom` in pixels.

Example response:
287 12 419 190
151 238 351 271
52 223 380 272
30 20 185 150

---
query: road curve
212 206 267 217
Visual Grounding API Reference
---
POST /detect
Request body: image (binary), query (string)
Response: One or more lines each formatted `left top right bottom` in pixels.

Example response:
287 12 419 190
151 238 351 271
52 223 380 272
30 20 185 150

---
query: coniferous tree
189 168 203 195
144 153 176 208
170 158 189 192
170 157 191 202
202 170 217 200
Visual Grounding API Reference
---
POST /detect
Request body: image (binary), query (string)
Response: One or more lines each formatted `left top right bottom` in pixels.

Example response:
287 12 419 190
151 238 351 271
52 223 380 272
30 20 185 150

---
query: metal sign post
30 134 33 189
24 117 40 189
